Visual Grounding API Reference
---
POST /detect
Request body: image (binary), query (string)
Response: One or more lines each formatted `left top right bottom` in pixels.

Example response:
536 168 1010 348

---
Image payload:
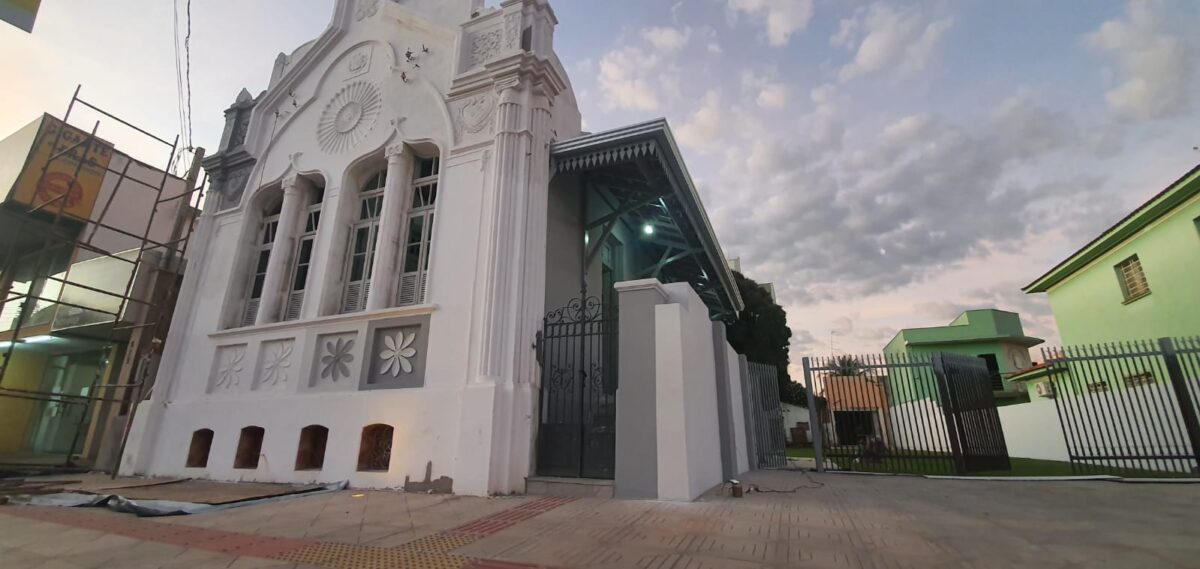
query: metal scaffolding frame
0 87 207 469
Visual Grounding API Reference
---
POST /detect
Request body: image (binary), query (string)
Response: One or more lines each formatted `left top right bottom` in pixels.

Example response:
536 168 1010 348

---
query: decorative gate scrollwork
535 296 618 479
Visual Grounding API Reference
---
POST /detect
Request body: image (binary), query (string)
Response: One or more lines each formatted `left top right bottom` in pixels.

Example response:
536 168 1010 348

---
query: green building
1018 164 1200 400
1023 164 1200 345
883 309 1043 403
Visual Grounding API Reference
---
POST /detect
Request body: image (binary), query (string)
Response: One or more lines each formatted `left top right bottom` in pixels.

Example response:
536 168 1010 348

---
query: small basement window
357 424 394 472
1114 255 1150 302
234 426 266 469
295 425 329 471
186 429 214 468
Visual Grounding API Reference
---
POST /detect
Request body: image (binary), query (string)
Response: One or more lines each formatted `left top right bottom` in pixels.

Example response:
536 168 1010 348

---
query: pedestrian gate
535 296 618 479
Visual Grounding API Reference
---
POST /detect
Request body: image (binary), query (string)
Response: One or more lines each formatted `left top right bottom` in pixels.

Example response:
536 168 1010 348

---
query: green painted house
883 309 1043 403
1023 165 1200 345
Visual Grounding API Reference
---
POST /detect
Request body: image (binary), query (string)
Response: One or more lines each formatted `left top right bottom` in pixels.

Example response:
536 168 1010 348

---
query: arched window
397 156 439 306
357 424 394 472
234 426 266 469
186 429 214 468
241 202 282 327
341 171 386 313
295 425 329 471
284 186 324 322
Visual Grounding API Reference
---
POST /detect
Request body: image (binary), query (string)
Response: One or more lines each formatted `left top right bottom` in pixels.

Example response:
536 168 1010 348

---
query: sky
1 0 1198 366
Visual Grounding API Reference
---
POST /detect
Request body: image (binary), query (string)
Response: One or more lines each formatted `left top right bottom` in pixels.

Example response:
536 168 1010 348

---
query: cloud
833 2 954 82
741 69 789 109
727 0 814 47
597 46 663 111
676 91 726 152
641 26 691 52
1085 0 1194 120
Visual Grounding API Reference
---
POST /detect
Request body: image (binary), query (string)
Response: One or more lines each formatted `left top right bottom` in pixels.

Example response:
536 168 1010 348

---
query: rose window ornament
379 331 418 377
317 81 382 154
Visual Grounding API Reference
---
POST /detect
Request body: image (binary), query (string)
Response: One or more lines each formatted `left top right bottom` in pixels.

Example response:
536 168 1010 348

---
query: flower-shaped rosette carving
378 331 418 377
215 347 245 389
317 81 382 154
320 338 355 382
260 342 293 387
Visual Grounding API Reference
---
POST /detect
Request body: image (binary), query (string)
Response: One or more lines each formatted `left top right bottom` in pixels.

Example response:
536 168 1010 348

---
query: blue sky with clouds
2 0 1197 361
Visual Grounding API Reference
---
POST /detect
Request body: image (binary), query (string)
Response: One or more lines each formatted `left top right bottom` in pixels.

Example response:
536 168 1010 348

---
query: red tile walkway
2 495 576 569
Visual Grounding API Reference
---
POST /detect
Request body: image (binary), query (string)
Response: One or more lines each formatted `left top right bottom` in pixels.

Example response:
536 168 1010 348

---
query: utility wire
184 0 194 151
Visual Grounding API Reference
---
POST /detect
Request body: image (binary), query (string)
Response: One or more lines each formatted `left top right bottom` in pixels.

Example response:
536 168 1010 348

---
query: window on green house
1124 372 1155 387
977 354 1003 391
1114 255 1150 302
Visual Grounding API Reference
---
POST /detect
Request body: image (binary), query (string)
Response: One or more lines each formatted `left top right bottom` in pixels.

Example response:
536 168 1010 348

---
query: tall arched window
284 188 323 322
341 171 386 313
242 203 281 327
397 156 439 306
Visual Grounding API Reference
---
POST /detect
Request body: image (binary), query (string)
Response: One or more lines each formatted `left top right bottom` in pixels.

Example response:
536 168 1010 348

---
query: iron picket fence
745 362 787 469
1041 337 1200 475
802 353 1010 475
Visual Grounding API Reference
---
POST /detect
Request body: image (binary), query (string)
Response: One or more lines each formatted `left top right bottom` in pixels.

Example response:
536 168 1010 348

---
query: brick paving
3 471 1200 568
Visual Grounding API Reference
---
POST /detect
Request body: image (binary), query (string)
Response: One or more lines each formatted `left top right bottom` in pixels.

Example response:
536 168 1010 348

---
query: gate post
803 357 825 473
932 354 967 476
1159 338 1200 473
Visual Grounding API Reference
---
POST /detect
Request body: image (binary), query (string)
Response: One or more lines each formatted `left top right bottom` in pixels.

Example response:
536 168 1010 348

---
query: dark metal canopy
551 119 743 320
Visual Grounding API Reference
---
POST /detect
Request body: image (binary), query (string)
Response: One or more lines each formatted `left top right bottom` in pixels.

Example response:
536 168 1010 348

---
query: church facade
120 0 752 499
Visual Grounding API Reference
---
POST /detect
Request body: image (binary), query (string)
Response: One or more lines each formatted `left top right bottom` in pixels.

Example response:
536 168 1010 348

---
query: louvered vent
283 291 304 322
342 281 370 313
398 274 419 306
241 299 260 328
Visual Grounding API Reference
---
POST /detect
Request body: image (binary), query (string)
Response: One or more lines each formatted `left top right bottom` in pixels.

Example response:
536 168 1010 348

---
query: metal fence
1042 337 1200 475
802 353 1010 475
745 362 787 469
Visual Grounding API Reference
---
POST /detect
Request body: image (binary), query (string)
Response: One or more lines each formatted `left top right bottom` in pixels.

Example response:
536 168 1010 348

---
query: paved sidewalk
2 471 1199 568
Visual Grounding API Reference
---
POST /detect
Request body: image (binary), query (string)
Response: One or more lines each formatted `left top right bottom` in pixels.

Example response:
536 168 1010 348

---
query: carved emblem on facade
346 45 373 79
257 340 294 388
459 94 495 135
211 345 246 391
470 28 504 68
504 13 521 50
320 337 356 382
355 0 381 21
317 81 382 154
378 331 418 376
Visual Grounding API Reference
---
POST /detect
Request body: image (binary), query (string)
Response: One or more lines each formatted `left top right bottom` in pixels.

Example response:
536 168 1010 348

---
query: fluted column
477 83 531 382
256 175 306 325
366 143 413 311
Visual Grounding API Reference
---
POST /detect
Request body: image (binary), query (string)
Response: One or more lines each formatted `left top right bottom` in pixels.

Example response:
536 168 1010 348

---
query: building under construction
0 90 204 472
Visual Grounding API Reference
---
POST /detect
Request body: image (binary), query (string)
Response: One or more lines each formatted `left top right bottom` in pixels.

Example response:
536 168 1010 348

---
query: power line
184 0 194 151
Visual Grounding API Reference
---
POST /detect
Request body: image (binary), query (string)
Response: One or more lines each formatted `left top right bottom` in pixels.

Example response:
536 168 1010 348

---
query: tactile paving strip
2 494 575 569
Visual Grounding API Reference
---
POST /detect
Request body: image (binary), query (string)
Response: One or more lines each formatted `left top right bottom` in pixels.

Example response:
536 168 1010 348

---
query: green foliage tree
725 271 807 405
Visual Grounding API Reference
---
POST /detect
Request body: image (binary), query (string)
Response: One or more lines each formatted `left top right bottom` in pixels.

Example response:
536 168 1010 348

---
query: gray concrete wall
711 322 736 480
613 279 668 499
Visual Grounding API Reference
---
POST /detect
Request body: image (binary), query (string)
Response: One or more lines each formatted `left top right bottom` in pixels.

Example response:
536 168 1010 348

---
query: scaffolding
0 87 207 470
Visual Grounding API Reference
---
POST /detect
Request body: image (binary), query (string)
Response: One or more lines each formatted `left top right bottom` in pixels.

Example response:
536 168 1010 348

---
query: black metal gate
535 297 618 479
934 353 1012 473
746 362 787 469
803 353 1011 475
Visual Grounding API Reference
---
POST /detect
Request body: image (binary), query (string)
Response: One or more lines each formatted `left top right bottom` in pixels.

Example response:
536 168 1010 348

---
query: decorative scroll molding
552 140 659 174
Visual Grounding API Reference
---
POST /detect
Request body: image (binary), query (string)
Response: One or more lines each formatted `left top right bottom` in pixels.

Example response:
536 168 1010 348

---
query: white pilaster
367 144 413 310
256 176 306 325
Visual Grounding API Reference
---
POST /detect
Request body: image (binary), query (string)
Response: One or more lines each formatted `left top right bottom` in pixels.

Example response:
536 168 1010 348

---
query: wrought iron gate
535 297 618 479
746 362 788 469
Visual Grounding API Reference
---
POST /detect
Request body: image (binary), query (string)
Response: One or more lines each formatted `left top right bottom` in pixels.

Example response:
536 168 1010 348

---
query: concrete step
526 476 614 498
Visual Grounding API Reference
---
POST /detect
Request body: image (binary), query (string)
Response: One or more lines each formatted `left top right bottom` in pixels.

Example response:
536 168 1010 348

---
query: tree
725 271 808 406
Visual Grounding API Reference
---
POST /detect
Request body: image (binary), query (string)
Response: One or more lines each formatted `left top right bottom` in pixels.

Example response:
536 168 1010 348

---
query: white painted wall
727 346 750 475
997 401 1068 462
654 282 724 501
781 403 810 443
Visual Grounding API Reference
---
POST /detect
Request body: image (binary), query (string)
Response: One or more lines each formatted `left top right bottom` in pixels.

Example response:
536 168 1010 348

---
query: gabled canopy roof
551 119 744 317
1024 164 1200 294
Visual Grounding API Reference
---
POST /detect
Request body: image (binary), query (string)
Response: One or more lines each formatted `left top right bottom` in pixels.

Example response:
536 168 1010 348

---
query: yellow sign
10 116 114 220
0 0 41 33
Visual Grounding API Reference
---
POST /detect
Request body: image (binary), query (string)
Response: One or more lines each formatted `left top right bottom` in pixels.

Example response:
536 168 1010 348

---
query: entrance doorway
535 296 618 479
26 350 106 455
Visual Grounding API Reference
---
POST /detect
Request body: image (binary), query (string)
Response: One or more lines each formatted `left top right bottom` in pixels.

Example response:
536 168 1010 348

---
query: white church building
121 0 775 500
